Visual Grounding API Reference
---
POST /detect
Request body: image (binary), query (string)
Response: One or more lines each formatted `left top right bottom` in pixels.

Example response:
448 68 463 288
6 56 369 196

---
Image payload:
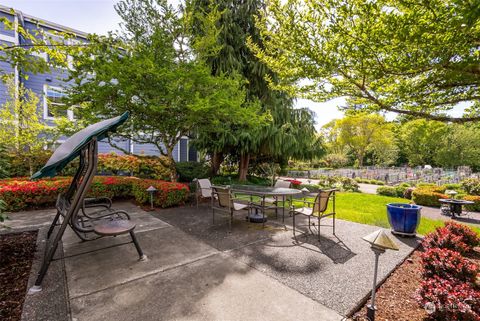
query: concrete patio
8 201 420 321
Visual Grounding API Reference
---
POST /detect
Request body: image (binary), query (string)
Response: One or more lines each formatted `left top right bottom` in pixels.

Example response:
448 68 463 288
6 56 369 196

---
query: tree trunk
238 153 250 182
166 147 177 182
358 153 364 168
210 152 224 176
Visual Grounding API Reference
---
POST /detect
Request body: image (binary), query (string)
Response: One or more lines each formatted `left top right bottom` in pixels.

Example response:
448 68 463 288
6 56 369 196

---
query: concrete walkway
6 202 420 321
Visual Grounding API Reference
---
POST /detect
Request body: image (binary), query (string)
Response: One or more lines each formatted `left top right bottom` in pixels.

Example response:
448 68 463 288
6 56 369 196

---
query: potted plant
386 203 422 236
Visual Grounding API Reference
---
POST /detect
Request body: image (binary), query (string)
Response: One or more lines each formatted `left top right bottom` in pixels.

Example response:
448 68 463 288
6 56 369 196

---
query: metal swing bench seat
29 112 146 293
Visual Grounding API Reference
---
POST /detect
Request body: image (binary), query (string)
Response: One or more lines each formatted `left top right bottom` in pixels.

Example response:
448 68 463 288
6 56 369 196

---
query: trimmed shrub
462 195 480 212
376 186 398 197
377 183 411 198
354 178 385 185
175 162 210 182
416 275 480 321
412 187 448 207
416 182 437 188
0 176 188 211
443 183 463 190
421 248 478 282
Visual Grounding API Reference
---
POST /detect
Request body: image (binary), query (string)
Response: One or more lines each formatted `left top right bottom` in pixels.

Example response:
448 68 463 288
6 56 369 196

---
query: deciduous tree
65 0 263 181
251 0 480 123
0 78 49 176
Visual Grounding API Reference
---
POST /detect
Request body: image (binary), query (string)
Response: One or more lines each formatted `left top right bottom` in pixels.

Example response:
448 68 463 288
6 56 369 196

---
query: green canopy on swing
31 112 129 180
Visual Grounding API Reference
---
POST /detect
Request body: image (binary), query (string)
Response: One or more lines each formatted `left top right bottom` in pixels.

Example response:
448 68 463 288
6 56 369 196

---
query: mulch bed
352 247 480 321
0 231 37 321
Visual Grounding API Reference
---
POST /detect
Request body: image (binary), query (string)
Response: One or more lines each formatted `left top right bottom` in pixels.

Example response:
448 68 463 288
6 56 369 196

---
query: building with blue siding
0 5 197 162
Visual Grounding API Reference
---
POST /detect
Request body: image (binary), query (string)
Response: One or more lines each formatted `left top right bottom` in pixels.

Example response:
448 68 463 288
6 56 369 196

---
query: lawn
290 192 480 236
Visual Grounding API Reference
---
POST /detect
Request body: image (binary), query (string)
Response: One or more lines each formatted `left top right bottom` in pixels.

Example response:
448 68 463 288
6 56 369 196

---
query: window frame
43 84 74 120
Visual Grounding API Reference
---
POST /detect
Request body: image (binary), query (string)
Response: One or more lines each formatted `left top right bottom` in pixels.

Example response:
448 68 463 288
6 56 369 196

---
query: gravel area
155 204 420 316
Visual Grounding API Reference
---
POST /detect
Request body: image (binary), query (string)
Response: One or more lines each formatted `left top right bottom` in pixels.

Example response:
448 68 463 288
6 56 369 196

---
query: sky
0 1 356 129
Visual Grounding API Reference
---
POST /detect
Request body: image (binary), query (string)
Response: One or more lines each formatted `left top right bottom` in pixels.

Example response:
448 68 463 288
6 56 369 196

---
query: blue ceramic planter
387 203 422 236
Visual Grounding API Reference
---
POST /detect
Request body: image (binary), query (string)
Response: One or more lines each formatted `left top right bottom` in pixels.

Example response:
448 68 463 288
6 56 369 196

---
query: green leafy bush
461 178 480 196
0 145 10 179
416 182 437 188
298 184 322 192
315 176 359 192
376 186 398 197
211 175 270 186
0 199 7 224
355 178 385 185
175 162 210 182
443 183 462 190
3 152 173 180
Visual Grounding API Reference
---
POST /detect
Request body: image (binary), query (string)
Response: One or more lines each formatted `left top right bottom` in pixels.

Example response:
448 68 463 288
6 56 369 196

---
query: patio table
231 185 302 223
439 198 474 218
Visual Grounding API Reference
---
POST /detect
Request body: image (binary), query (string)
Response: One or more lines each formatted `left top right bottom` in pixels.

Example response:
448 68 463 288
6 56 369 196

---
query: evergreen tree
188 0 321 180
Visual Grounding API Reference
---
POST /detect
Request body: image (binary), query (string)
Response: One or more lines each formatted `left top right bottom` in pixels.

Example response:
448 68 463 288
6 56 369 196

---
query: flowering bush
422 226 470 255
416 276 480 321
131 179 189 208
421 248 478 283
0 176 188 211
286 179 302 187
97 153 172 180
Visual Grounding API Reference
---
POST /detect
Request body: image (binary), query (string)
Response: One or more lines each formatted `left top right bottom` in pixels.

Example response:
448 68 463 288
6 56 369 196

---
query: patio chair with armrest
29 113 147 293
290 189 337 241
259 179 292 215
211 186 250 230
195 178 213 207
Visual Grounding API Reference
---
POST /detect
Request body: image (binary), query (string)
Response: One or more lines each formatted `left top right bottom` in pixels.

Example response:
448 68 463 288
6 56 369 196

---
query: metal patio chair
262 179 292 213
29 112 147 293
211 186 250 230
195 178 213 207
290 189 337 241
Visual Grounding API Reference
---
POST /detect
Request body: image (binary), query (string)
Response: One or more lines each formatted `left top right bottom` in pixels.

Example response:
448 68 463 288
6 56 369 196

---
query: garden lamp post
146 186 157 210
362 229 399 321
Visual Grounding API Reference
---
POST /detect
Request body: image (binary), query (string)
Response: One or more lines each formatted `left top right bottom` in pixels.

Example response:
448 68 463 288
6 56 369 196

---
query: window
43 85 73 120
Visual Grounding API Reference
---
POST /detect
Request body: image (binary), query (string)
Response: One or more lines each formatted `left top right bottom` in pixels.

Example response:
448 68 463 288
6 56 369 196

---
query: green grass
291 192 480 236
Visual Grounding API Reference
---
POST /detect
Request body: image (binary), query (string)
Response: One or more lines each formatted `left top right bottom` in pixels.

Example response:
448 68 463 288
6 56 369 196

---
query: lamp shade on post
146 186 157 210
362 230 399 321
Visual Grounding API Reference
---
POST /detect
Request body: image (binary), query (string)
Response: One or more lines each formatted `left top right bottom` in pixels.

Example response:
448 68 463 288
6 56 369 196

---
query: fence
287 166 478 185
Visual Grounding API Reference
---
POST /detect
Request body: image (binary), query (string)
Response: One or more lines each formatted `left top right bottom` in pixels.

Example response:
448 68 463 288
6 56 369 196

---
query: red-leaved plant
421 248 478 283
422 226 471 255
444 222 480 251
416 275 480 321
